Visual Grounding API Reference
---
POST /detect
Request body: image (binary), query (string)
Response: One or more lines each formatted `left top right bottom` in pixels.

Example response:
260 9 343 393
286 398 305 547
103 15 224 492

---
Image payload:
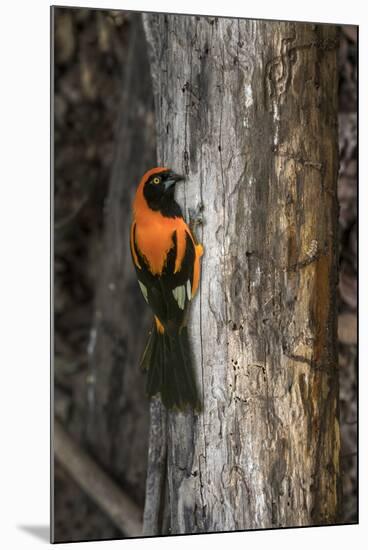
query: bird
130 167 203 411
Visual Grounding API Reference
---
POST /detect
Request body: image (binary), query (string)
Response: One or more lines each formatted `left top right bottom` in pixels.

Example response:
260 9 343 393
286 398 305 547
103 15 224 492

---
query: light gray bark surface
143 14 340 534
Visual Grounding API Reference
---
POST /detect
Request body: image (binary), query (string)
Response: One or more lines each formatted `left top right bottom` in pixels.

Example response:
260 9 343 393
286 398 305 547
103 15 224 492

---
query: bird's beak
164 172 185 191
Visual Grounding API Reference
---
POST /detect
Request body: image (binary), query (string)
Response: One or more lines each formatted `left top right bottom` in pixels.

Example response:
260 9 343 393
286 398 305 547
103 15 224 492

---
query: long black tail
140 324 201 411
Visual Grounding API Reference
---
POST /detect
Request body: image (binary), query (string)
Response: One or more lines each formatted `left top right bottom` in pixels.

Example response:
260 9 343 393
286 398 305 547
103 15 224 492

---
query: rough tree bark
86 14 155 511
142 15 341 534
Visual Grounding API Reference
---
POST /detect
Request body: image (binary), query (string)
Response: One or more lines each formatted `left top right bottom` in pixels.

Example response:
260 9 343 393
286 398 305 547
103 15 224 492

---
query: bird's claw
189 203 204 244
189 202 204 227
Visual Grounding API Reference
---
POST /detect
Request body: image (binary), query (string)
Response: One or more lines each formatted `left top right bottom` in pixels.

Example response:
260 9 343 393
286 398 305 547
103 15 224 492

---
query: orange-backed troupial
130 167 203 411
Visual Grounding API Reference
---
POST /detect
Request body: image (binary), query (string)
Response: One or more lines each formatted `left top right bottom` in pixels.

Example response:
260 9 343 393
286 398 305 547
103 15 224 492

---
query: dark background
53 8 357 542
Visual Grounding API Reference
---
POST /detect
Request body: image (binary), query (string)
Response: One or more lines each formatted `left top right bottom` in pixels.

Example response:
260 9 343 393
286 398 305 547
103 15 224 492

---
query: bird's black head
143 169 185 217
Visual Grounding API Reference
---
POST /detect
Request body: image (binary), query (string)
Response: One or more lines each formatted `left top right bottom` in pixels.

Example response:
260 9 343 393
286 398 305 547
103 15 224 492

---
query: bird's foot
188 203 204 245
189 202 204 228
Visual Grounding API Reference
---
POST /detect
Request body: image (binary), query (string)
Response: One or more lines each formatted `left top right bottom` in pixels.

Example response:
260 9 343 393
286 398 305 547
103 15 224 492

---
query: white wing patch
138 280 148 303
186 279 192 300
172 280 192 310
172 285 186 310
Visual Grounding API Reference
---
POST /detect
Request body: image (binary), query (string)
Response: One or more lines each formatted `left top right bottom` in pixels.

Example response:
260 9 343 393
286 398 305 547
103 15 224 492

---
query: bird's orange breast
134 208 188 276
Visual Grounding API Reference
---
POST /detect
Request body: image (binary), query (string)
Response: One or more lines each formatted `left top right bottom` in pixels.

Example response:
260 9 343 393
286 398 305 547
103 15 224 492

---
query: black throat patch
143 183 183 218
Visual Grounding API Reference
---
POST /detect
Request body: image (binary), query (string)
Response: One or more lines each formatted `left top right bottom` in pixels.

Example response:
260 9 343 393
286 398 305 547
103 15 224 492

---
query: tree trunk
86 13 155 510
142 14 341 534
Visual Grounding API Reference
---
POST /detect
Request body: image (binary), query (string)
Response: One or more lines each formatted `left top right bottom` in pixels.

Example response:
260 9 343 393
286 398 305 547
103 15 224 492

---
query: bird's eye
152 177 161 185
